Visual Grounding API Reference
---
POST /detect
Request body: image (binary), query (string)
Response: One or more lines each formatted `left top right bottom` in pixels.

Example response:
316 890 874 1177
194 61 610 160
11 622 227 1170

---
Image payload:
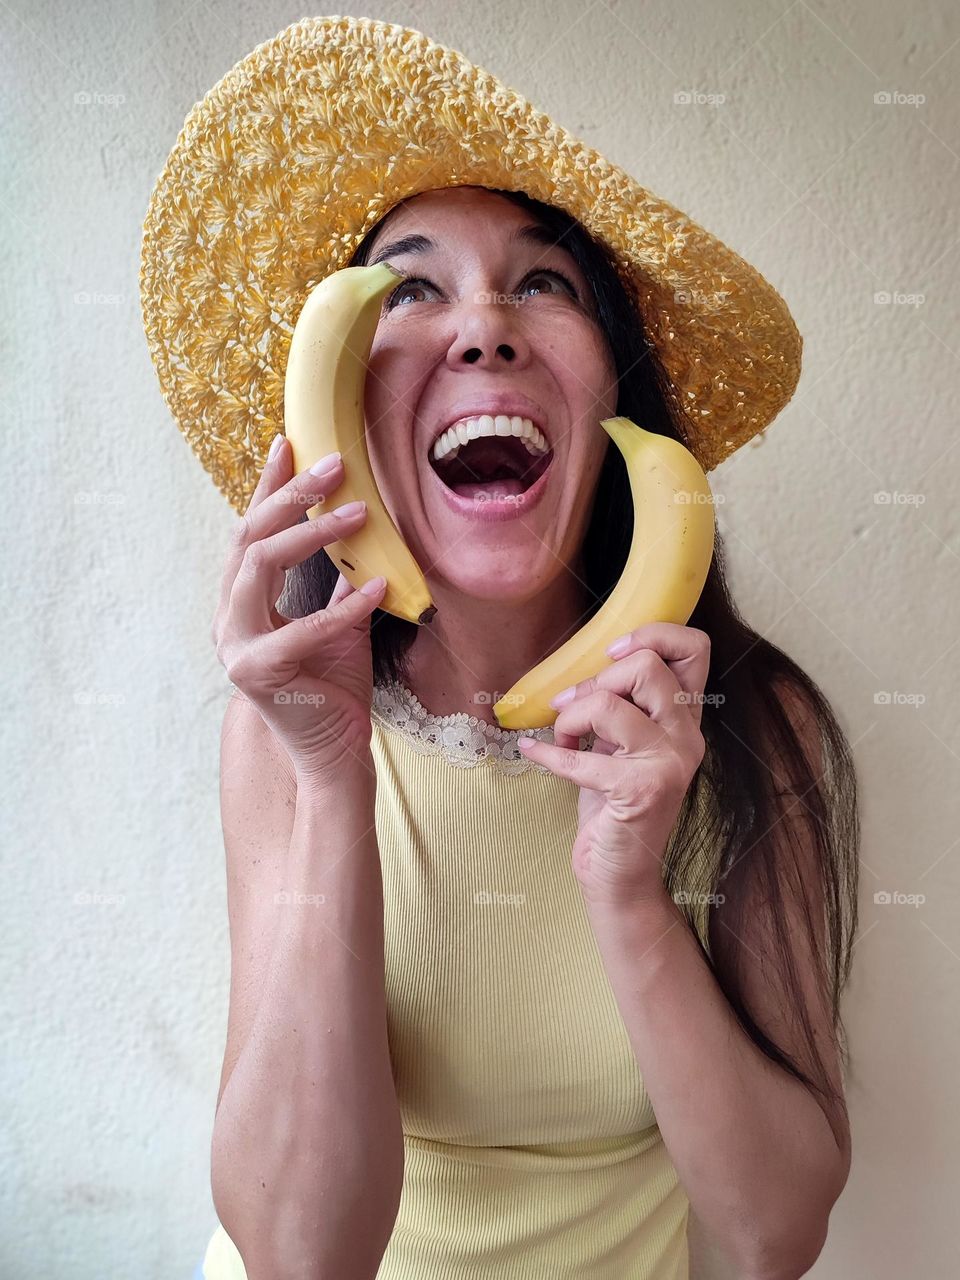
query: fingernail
550 685 576 708
359 575 386 596
332 500 365 519
268 433 284 461
606 634 631 657
309 451 342 475
518 736 535 749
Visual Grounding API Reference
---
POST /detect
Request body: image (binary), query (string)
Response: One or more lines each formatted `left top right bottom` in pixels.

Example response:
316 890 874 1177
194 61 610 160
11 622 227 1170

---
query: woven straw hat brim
140 14 802 516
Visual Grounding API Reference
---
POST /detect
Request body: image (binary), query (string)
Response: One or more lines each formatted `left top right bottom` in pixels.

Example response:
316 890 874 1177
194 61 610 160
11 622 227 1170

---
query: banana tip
418 605 438 625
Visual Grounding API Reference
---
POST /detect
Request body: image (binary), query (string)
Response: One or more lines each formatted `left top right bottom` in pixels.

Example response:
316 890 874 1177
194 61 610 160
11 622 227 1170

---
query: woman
204 183 858 1279
139 18 858 1279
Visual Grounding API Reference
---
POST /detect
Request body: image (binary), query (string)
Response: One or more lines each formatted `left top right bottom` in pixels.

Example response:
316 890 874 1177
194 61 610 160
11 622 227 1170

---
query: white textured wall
4 2 958 1277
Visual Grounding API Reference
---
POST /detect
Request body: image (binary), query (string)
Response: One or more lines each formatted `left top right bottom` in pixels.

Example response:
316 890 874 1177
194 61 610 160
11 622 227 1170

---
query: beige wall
5 1 957 1276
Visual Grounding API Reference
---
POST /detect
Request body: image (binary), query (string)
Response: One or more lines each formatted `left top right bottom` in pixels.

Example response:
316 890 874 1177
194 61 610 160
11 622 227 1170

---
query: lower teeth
451 477 527 498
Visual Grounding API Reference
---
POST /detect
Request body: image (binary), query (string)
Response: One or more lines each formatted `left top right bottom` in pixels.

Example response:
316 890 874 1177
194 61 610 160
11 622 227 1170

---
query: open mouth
428 416 554 499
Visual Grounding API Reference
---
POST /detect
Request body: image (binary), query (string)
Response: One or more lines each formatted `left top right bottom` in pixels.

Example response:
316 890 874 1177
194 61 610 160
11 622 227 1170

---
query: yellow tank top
202 680 702 1279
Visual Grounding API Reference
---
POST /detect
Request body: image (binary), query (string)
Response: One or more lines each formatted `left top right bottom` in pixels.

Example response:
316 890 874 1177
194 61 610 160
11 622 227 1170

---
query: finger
602 623 711 729
243 577 387 680
227 504 369 644
328 570 357 609
596 649 697 737
517 734 619 792
247 434 290 516
327 571 381 637
217 454 346 626
552 649 690 736
553 688 664 757
253 452 345 542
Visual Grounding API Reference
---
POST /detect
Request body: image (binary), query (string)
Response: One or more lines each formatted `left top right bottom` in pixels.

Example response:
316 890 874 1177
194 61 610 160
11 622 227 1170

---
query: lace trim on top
371 680 595 774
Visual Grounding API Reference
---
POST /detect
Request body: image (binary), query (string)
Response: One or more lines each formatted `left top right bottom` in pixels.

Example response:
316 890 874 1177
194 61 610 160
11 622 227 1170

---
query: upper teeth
431 416 549 464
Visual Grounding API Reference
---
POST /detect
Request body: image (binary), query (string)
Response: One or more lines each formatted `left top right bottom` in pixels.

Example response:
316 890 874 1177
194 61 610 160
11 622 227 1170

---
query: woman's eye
387 277 435 308
520 270 578 299
385 268 579 310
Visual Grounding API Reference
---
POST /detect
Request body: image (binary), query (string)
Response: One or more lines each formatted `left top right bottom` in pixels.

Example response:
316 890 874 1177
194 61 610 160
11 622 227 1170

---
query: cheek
361 342 418 452
362 341 394 419
544 318 616 392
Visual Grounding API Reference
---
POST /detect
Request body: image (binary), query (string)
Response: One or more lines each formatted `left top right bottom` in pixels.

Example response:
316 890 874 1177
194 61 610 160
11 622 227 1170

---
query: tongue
451 478 528 499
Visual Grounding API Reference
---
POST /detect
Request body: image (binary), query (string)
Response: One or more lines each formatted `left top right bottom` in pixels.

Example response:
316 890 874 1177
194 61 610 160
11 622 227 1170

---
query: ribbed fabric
202 711 692 1280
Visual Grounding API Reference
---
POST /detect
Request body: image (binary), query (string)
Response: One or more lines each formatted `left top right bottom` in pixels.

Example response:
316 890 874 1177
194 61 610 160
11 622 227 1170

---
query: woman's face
362 185 618 604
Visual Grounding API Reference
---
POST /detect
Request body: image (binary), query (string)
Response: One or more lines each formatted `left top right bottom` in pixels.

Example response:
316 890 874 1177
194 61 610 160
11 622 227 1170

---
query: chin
428 558 551 605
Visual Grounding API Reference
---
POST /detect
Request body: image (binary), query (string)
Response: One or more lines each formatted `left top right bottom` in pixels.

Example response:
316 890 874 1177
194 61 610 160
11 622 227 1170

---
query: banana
492 417 716 729
283 262 437 625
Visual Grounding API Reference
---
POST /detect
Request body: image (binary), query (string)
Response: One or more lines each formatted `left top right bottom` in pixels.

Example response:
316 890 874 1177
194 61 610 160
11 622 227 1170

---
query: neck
402 556 590 727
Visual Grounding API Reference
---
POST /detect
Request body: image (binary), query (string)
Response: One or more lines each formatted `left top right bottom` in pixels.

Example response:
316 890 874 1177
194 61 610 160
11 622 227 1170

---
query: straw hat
139 14 802 516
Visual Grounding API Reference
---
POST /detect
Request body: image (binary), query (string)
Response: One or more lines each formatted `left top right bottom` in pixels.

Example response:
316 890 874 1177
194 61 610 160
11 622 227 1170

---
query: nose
445 299 532 370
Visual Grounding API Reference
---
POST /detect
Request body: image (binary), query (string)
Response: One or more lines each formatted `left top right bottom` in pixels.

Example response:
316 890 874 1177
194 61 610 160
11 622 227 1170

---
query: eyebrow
369 223 577 268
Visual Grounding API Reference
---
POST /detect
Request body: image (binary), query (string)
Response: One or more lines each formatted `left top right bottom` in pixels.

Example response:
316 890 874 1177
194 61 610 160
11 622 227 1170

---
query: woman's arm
583 683 849 1280
211 693 403 1280
586 890 846 1280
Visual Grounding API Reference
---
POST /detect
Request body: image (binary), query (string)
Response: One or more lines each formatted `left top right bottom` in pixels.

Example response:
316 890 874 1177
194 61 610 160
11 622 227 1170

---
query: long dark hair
282 187 860 1147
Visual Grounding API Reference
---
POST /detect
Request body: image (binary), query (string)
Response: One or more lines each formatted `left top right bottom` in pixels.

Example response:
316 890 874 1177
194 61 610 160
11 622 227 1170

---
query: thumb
329 571 384 638
328 571 358 609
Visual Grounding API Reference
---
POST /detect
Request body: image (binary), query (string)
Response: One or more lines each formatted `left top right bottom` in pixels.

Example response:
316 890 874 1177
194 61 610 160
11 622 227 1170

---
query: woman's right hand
211 436 387 782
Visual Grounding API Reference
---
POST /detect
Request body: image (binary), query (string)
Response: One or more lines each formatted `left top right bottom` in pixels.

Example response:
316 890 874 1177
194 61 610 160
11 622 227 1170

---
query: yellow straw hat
139 14 802 516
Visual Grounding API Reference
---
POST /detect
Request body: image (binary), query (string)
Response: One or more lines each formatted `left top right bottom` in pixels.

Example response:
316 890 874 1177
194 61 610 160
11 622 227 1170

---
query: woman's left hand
518 623 711 908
